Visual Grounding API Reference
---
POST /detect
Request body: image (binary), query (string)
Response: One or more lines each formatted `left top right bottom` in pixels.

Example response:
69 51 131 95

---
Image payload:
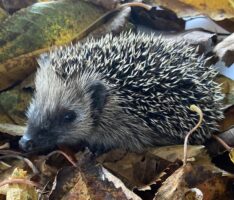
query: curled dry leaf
0 0 105 91
214 33 234 66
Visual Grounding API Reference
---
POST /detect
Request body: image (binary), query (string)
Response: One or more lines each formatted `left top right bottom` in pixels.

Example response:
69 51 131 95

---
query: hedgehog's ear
88 81 108 118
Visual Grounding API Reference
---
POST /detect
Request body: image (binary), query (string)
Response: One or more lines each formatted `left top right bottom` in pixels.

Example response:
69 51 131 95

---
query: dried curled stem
183 105 203 166
45 150 77 167
118 2 152 10
0 155 39 175
212 134 232 152
0 178 41 188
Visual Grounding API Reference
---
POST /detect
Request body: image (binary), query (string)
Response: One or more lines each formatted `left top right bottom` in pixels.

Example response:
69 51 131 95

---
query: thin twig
0 178 41 188
0 155 39 175
118 2 152 10
0 143 9 150
183 105 203 166
0 150 22 155
45 150 77 167
212 134 232 152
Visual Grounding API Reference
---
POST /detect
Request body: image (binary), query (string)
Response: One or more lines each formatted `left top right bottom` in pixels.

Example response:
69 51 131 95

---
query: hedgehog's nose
19 136 35 152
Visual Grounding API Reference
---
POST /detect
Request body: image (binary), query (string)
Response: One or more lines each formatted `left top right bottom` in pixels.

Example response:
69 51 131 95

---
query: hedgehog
19 32 224 153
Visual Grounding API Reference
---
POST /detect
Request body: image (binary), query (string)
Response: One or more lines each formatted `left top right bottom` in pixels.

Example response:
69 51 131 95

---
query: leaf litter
0 0 234 199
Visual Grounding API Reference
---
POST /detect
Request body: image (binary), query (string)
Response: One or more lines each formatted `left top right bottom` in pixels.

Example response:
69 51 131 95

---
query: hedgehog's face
19 62 108 152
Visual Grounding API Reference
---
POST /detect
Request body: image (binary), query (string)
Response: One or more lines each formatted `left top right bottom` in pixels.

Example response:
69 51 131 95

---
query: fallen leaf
155 163 234 200
50 152 140 200
229 148 234 164
180 0 234 20
151 0 234 20
149 145 206 162
134 159 182 200
214 33 234 66
162 29 217 54
0 0 105 91
0 168 38 200
0 124 25 137
131 5 185 31
218 105 234 132
98 150 175 188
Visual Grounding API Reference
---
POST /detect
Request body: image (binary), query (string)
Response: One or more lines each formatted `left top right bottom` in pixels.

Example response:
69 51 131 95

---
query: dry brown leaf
220 127 234 147
218 105 234 132
149 145 206 162
216 19 234 32
155 163 234 200
0 168 38 200
214 33 234 66
180 0 234 20
216 75 234 96
97 150 175 188
49 152 140 200
0 124 25 137
160 30 217 55
151 0 234 20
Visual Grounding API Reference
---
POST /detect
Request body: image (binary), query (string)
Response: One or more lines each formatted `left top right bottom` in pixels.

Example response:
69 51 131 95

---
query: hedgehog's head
19 53 109 152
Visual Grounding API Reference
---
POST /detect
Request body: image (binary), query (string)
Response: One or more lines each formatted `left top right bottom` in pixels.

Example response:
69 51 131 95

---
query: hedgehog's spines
36 31 223 148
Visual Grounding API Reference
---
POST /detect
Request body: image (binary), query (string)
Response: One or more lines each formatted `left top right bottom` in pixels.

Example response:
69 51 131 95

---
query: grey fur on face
19 32 224 153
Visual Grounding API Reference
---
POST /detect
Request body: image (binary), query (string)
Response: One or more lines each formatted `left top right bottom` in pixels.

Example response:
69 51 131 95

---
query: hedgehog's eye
63 111 76 123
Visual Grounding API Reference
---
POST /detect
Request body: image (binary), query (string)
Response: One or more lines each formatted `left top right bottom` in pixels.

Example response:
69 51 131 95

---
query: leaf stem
183 105 203 166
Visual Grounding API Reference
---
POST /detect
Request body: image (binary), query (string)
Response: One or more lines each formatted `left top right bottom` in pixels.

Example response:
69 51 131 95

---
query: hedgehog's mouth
19 135 57 153
22 145 57 155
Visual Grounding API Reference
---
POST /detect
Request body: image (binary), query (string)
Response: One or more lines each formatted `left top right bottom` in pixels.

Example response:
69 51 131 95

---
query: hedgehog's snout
19 125 54 152
19 135 35 152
